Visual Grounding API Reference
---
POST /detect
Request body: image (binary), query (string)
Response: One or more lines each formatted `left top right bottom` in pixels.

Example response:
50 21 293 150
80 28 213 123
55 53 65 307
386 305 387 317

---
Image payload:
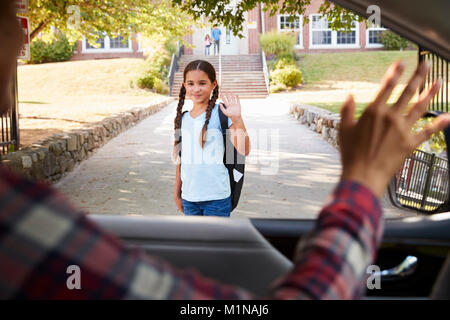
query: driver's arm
0 167 377 299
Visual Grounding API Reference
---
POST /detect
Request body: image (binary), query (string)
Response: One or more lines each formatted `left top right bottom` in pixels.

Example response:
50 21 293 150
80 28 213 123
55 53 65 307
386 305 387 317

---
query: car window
4 1 449 222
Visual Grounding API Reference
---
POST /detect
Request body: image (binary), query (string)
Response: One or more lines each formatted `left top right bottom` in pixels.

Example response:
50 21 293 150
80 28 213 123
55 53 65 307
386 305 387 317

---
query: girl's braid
200 85 220 148
174 84 186 146
172 85 186 163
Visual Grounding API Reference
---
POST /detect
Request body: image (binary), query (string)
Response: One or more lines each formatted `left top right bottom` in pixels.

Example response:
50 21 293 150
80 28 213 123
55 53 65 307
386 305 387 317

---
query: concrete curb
1 97 175 184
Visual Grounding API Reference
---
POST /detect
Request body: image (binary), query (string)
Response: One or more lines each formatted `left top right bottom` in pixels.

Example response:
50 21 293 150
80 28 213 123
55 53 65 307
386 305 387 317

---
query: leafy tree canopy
28 0 195 44
172 0 363 38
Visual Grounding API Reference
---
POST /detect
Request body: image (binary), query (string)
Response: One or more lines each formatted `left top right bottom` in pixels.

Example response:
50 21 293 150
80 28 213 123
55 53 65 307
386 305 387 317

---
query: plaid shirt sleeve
0 167 383 299
268 180 384 299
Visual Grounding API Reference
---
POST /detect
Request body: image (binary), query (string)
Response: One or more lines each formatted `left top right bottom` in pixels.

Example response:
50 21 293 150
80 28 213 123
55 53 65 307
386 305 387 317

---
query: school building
183 0 386 56
71 34 144 61
71 0 386 60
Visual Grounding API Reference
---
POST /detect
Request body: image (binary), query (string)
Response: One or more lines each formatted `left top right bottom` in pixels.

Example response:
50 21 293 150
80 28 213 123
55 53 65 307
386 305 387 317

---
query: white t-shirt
180 104 233 202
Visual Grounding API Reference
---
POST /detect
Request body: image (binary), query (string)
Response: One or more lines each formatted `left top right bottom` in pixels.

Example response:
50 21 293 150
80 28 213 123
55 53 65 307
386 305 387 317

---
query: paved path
56 97 405 219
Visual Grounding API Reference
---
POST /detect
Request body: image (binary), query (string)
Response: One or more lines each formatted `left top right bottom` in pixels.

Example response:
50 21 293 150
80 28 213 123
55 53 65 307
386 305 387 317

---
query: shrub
30 33 75 64
30 40 48 64
379 30 409 50
154 78 169 94
270 83 287 93
164 36 179 57
137 66 171 93
266 58 277 72
275 56 296 70
136 36 174 93
271 66 303 87
260 31 296 57
152 54 171 78
277 53 296 62
266 54 296 72
137 60 171 91
137 74 156 89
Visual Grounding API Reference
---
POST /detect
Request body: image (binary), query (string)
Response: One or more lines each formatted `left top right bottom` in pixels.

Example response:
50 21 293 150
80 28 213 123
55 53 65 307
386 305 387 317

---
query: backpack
218 103 245 212
177 104 245 212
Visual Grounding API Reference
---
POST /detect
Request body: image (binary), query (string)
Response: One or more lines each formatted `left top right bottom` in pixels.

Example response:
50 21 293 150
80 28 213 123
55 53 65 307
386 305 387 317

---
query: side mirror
388 111 450 214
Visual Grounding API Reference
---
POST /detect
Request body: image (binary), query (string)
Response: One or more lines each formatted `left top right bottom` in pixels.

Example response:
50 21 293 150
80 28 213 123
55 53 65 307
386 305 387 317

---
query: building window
337 30 356 44
278 15 303 48
279 15 300 30
109 35 129 49
85 37 105 49
310 14 359 48
368 30 382 44
311 15 331 45
83 34 132 53
366 23 387 48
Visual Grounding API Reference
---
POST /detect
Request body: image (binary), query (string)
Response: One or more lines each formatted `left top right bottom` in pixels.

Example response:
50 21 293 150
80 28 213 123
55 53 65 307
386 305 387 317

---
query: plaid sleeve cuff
318 180 384 253
269 180 384 300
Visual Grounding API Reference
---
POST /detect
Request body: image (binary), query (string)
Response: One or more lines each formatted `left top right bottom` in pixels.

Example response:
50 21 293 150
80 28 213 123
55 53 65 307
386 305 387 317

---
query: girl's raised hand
219 90 242 122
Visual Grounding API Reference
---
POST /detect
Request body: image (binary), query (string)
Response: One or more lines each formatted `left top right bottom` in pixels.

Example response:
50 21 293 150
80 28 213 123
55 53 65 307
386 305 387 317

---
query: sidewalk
55 97 406 219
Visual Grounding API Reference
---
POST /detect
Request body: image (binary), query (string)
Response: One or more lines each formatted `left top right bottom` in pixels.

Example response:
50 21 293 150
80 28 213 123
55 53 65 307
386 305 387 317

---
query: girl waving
173 60 250 217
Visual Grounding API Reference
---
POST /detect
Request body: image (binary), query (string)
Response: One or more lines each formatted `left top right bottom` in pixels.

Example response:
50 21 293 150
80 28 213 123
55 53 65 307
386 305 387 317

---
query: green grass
298 51 417 85
17 58 167 147
18 58 160 105
275 51 422 118
309 102 368 119
18 58 164 120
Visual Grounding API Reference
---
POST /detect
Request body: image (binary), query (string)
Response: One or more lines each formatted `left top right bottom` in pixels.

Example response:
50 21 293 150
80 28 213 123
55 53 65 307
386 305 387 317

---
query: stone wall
1 97 175 184
289 103 341 148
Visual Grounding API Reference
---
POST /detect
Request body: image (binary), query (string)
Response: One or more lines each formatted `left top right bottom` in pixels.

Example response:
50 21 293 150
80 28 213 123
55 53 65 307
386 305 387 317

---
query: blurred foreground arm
1 1 449 299
269 60 450 299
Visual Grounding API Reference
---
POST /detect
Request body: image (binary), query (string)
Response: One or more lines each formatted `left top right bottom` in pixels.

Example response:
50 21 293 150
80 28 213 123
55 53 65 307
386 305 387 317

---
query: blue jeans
205 46 210 55
182 196 231 217
213 40 220 55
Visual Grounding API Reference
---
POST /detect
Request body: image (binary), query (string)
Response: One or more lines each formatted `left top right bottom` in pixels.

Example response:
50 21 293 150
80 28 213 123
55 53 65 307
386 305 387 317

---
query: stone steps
171 54 268 99
178 54 263 73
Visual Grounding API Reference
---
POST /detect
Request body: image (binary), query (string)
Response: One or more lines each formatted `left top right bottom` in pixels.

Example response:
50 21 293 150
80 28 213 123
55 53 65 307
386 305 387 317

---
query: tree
27 0 195 45
171 0 362 38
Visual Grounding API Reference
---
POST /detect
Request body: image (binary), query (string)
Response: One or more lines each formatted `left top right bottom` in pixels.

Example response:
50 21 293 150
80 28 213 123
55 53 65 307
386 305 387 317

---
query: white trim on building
309 14 360 49
137 34 144 53
366 25 387 48
82 35 133 53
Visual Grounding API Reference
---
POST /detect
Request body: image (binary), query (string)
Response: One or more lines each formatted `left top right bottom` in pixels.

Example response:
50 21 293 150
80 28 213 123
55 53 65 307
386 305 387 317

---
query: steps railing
260 49 270 94
168 44 184 94
219 53 222 87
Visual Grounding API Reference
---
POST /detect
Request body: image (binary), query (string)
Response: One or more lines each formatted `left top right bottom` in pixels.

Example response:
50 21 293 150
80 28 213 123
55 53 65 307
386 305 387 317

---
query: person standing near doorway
204 34 211 56
212 26 221 55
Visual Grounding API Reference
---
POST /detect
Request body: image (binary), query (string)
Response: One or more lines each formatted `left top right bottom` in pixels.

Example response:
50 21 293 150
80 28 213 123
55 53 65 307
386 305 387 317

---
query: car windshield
4 0 449 221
